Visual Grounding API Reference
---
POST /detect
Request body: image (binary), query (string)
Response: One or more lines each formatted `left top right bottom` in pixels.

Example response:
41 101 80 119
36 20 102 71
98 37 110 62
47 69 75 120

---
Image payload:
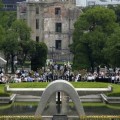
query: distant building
17 0 82 61
77 0 120 7
1 0 25 11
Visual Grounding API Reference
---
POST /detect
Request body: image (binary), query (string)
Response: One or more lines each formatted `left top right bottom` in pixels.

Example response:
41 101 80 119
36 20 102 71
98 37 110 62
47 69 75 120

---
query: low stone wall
101 94 120 104
5 85 112 96
15 94 101 102
1 94 120 104
3 84 119 104
0 94 16 104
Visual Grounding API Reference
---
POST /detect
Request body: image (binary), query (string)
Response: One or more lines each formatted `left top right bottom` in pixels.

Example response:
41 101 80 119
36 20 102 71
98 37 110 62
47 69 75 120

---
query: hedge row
0 116 120 120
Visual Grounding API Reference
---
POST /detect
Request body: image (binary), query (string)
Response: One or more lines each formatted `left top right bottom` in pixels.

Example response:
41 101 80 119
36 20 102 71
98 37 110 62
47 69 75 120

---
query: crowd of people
0 62 80 83
0 63 120 84
9 63 75 83
84 68 120 83
0 71 7 83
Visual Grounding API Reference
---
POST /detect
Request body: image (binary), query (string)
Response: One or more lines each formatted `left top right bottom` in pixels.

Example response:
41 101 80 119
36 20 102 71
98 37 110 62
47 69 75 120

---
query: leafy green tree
0 25 5 47
0 11 16 29
104 28 120 67
0 10 16 73
1 30 19 73
108 5 120 25
17 40 33 65
11 20 31 65
0 11 32 72
31 42 48 71
0 0 3 9
72 6 118 71
12 20 31 41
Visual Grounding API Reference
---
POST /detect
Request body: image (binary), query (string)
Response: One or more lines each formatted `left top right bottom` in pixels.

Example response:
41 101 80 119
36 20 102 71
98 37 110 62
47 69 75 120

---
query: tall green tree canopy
72 6 118 71
0 0 3 9
0 25 5 43
11 20 32 65
104 28 120 67
108 5 120 25
0 15 48 72
12 20 31 41
1 30 19 73
0 11 16 29
31 42 48 71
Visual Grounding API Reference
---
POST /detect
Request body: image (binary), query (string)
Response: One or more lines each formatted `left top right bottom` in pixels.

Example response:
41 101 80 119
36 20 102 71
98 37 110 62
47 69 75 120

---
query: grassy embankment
0 84 10 96
0 82 120 96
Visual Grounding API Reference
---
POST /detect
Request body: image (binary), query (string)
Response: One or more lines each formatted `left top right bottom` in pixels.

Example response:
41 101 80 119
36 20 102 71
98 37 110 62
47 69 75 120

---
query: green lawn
9 82 109 88
0 84 10 96
0 84 4 93
0 82 120 96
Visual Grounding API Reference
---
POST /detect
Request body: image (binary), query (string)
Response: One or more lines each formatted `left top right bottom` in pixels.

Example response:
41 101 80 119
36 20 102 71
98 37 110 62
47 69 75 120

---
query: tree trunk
4 55 9 74
5 60 8 74
11 54 15 73
86 43 94 73
22 53 27 66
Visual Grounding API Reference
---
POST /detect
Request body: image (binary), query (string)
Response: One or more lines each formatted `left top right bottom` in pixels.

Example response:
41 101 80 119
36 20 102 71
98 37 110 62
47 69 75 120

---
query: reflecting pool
0 102 120 116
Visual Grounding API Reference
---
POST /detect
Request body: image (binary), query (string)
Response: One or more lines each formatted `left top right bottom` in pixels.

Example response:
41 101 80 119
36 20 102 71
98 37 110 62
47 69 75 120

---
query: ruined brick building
17 0 82 61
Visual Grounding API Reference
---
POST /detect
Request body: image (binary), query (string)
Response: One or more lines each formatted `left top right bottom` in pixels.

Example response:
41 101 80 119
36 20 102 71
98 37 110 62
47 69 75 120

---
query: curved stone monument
35 80 85 117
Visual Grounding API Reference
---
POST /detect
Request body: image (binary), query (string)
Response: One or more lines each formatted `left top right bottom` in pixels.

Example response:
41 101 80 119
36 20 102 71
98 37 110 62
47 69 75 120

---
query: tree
0 0 3 9
108 5 120 25
1 30 19 73
12 20 31 41
17 40 34 65
72 6 118 71
0 11 16 30
0 10 16 73
0 11 33 72
31 42 48 71
11 20 31 65
104 28 120 67
0 25 5 47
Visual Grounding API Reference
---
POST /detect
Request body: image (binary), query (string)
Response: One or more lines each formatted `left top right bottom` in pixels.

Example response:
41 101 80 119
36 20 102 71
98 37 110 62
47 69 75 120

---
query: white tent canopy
0 57 7 65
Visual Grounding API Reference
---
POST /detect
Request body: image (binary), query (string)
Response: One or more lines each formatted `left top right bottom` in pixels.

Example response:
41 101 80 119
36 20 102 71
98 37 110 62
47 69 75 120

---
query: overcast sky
76 0 120 7
76 0 86 7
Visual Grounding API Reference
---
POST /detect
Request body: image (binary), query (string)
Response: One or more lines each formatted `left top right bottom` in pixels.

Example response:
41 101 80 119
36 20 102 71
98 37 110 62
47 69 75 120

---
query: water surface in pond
0 103 120 116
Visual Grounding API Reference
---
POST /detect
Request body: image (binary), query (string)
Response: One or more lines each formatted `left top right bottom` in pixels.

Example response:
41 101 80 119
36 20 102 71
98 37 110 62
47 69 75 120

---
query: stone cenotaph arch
35 80 85 117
